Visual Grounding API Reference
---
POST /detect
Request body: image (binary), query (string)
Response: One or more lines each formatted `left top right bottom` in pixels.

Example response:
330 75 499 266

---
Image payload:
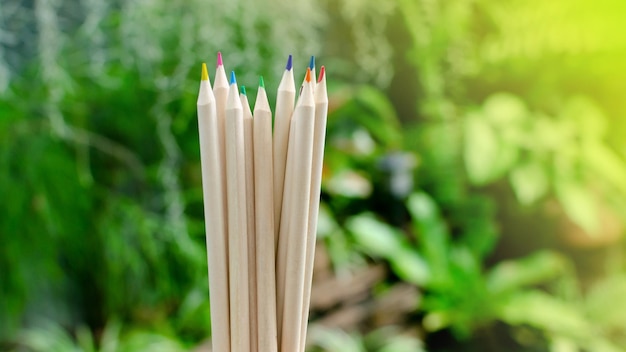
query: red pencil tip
217 52 223 67
318 66 325 83
305 67 311 83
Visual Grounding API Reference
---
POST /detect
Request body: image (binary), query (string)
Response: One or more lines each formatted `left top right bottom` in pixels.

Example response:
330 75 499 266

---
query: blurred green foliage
2 0 626 351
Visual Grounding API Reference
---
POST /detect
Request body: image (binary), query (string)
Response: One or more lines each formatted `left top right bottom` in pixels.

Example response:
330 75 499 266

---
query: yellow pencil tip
201 63 209 81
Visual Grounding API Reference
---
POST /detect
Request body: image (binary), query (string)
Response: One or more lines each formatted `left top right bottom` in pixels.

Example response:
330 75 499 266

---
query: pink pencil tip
318 66 325 83
217 52 223 67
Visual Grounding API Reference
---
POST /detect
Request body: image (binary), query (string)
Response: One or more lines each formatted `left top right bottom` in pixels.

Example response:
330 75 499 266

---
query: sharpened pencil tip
259 76 265 88
217 52 223 67
286 55 293 71
201 63 209 81
240 85 246 95
230 71 236 85
309 56 315 70
318 66 325 83
305 67 311 83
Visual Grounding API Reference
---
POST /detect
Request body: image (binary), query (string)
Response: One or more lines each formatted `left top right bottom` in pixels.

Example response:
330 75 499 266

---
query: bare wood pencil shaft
241 93 258 352
212 66 232 352
299 71 328 351
226 83 250 352
214 63 230 234
197 74 230 352
275 116 297 348
273 68 295 252
214 66 229 161
279 81 316 352
254 86 278 352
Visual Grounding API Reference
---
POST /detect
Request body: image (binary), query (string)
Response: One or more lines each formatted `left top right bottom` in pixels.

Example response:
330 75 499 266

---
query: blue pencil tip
309 56 315 70
286 55 293 71
230 71 236 85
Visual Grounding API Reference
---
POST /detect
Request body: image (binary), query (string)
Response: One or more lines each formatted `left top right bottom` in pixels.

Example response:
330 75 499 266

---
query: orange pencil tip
305 67 311 83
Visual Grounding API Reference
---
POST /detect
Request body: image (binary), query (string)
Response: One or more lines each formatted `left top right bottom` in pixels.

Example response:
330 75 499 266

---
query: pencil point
230 71 236 85
259 76 265 88
309 56 315 70
201 63 209 81
217 52 223 67
240 85 246 95
318 66 325 83
305 67 311 83
286 55 293 71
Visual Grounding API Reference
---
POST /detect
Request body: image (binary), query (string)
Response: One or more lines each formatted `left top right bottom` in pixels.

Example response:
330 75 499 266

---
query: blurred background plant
2 0 626 351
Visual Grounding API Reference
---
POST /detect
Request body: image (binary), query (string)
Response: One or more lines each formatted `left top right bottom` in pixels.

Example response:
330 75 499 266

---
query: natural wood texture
225 80 250 352
241 92 258 352
197 67 230 352
253 85 279 352
277 78 316 352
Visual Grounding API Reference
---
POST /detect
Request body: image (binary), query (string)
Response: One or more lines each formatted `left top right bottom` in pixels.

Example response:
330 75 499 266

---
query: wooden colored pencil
240 86 258 352
253 76 279 352
196 63 230 352
275 104 297 349
299 66 328 352
272 55 296 250
213 52 230 221
212 58 231 348
278 68 316 352
198 55 328 352
225 71 250 352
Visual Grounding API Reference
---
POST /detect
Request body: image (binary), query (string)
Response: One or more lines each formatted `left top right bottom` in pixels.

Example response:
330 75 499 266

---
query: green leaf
76 325 96 352
555 181 599 235
174 286 211 336
498 291 589 337
463 112 517 185
118 330 187 352
378 336 426 352
455 195 499 258
549 336 578 352
406 192 450 286
449 245 481 278
509 161 549 205
390 248 430 286
308 326 366 352
585 275 626 329
100 320 123 352
355 86 403 147
560 96 607 140
464 112 500 184
406 192 440 223
583 143 626 195
585 339 624 352
325 170 373 198
531 114 574 151
316 203 340 238
364 327 425 351
487 251 567 294
422 311 453 332
345 214 403 258
483 93 528 128
19 321 82 352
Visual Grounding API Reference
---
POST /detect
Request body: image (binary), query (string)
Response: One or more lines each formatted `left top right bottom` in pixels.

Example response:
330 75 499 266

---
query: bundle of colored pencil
196 53 328 352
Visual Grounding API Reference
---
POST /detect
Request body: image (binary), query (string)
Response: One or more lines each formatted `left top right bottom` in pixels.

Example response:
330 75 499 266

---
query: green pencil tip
240 85 246 95
259 76 265 88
